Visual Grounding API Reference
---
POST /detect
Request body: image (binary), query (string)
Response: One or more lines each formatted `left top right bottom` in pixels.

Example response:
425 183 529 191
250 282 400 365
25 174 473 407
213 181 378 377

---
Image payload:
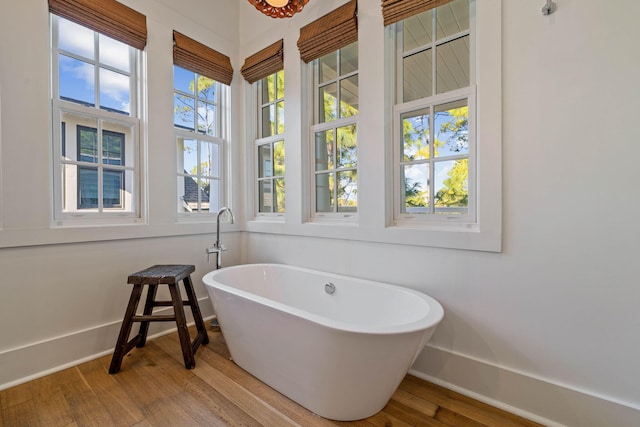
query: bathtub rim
203 263 444 336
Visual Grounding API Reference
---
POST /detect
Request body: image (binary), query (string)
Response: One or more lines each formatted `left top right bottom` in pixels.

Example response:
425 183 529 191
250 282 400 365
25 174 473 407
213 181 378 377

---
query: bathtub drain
325 282 336 295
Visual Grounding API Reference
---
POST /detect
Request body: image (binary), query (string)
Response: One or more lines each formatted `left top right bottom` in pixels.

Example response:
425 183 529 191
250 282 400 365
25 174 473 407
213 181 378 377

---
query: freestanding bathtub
202 263 444 421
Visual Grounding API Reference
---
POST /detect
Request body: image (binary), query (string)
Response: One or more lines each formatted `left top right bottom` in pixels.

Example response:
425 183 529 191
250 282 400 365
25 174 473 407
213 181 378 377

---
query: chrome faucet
206 207 234 269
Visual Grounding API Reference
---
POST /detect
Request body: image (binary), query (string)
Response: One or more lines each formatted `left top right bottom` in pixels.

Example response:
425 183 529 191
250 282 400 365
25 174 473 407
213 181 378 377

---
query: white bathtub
202 263 444 421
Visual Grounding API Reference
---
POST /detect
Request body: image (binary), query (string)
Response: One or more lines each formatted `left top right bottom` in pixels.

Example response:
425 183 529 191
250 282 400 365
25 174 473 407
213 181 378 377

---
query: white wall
237 1 640 426
1 1 639 426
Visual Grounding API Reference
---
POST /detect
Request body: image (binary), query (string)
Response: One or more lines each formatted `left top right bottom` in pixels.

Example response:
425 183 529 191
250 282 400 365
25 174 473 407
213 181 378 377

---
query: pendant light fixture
248 0 309 18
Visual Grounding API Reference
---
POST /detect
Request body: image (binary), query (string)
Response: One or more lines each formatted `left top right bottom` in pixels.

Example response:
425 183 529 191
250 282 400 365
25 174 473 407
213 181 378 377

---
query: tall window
174 66 224 213
312 42 359 215
256 71 285 214
173 31 232 215
51 14 141 219
393 0 474 222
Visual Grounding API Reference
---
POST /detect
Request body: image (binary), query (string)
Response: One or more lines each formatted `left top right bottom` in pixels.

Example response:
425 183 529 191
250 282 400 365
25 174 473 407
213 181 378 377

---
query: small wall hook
542 0 557 15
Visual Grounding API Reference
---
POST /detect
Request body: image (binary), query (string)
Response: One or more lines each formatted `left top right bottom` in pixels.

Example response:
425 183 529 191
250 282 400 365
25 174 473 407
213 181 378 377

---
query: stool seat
109 265 209 374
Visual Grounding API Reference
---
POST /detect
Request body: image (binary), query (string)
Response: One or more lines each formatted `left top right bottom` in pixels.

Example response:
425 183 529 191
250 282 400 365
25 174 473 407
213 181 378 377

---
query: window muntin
256 70 285 214
394 0 473 221
51 15 140 218
174 65 225 214
312 42 358 215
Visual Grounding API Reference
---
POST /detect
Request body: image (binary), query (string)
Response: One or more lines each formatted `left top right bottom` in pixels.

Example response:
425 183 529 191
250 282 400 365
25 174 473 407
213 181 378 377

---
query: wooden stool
109 265 209 374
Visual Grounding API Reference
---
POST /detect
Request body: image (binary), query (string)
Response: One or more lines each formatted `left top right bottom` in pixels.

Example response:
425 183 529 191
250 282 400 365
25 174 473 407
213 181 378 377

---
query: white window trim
384 0 501 251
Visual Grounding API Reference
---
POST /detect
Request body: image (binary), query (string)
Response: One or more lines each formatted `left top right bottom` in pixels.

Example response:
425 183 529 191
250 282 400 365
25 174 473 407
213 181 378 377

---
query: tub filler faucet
206 207 234 269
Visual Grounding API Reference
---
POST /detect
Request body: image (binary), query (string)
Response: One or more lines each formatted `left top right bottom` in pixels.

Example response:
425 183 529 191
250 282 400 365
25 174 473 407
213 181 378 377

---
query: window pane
337 170 357 212
179 139 198 175
100 68 130 114
258 144 271 178
201 141 219 177
78 126 98 163
316 172 335 212
102 130 124 165
174 94 195 130
403 163 429 213
197 101 215 136
318 51 337 83
262 104 275 137
434 159 468 213
319 83 337 123
436 35 470 94
276 70 285 99
78 167 98 208
402 109 430 161
403 49 432 102
103 170 123 208
262 74 276 103
337 125 357 168
59 55 95 106
436 0 470 40
274 178 285 213
58 18 94 58
99 34 130 72
196 76 216 102
403 11 432 52
315 130 334 171
340 42 358 75
208 179 220 213
276 101 285 134
273 140 285 177
434 99 469 157
339 75 359 118
259 180 273 213
198 178 213 212
174 66 195 95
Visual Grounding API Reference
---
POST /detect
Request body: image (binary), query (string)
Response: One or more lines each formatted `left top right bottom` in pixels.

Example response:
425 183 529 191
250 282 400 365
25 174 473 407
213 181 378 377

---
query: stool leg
137 284 158 348
182 275 209 345
168 283 195 369
109 284 143 374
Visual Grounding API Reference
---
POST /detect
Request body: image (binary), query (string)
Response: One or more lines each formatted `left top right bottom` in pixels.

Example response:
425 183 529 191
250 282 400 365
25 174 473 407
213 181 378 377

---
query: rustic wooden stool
109 265 209 374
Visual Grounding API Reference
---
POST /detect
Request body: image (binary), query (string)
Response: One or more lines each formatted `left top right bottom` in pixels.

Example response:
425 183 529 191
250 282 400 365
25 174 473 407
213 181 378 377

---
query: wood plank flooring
0 328 544 426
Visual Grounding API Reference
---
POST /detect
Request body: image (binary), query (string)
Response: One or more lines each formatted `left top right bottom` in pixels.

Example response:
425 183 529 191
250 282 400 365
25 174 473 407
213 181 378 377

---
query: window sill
245 219 500 252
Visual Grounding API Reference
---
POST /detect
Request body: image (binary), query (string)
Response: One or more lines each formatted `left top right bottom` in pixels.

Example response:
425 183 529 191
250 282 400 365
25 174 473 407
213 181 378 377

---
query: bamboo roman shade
382 0 454 26
173 31 233 86
49 0 147 50
241 40 284 84
297 0 358 64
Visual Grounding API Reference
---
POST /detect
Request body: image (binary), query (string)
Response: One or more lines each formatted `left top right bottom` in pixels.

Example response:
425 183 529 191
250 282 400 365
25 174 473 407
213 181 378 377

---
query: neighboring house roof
182 171 210 212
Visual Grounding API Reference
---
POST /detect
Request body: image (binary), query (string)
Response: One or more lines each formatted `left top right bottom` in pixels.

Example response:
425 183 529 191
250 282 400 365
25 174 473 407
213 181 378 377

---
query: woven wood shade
382 0 454 26
241 39 284 84
173 31 233 86
49 0 147 50
297 0 358 64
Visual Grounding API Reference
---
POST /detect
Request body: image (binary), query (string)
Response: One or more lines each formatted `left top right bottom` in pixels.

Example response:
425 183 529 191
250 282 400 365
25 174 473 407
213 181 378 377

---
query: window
51 14 141 220
256 71 285 214
393 0 474 223
173 31 232 216
174 66 224 213
312 42 359 215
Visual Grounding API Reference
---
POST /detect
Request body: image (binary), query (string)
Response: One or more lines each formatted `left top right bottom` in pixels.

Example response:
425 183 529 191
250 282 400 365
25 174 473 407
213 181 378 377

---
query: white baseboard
411 344 640 427
0 297 215 391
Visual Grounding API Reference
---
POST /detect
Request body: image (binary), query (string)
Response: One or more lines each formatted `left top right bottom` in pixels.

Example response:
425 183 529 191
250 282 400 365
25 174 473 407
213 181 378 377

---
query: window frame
390 0 477 228
173 65 228 217
309 42 359 220
255 70 286 217
50 13 143 225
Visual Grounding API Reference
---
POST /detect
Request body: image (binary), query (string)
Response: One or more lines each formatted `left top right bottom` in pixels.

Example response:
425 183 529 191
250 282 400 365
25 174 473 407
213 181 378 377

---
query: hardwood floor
0 328 544 426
